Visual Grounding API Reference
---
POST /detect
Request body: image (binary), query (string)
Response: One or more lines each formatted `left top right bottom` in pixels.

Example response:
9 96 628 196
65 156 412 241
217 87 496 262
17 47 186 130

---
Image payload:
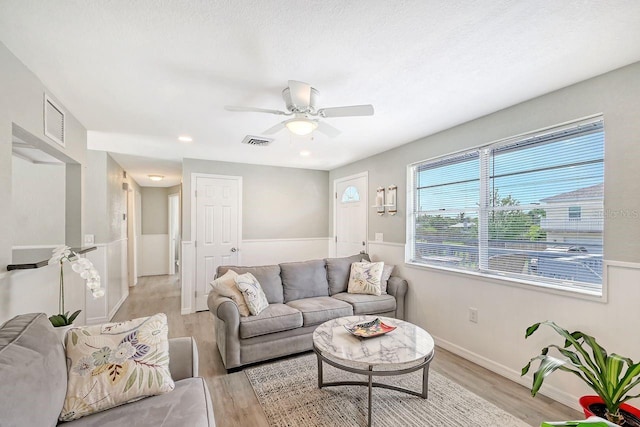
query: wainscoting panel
181 241 194 315
85 239 128 325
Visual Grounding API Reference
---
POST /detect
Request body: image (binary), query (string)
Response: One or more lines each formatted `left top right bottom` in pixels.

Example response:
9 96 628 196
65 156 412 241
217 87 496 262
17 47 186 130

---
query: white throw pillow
380 264 395 294
235 272 269 315
210 270 250 317
60 313 174 422
348 261 385 296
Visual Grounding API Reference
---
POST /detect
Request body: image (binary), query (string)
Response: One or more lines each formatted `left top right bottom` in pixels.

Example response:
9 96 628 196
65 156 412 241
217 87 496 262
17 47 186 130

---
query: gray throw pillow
325 253 371 295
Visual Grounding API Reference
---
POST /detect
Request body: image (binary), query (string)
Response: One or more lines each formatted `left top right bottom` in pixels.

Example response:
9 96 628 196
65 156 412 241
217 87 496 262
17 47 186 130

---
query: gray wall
0 41 88 324
141 187 169 235
330 61 640 263
11 156 66 246
85 151 141 244
182 159 329 240
0 41 87 268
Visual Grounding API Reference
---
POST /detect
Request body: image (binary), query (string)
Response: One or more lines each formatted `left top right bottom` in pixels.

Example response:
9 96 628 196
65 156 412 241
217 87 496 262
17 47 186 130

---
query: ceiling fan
225 80 374 137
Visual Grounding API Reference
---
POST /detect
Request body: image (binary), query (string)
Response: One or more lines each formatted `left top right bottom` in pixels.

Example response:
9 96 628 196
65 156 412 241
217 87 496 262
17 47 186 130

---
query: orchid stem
59 260 64 314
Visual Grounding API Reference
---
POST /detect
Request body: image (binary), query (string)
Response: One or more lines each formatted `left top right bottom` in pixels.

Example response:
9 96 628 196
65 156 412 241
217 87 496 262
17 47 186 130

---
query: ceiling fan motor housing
282 86 319 113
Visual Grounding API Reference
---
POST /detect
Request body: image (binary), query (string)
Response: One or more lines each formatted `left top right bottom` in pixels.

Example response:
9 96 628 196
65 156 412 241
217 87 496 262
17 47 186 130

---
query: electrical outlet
468 307 478 323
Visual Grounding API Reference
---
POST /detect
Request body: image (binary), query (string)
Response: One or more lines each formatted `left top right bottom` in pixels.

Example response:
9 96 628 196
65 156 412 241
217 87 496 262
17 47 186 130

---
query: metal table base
313 345 435 427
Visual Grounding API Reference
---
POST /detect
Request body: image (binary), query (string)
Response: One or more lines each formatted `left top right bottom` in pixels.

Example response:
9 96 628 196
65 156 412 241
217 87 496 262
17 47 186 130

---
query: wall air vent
241 135 273 147
44 94 65 147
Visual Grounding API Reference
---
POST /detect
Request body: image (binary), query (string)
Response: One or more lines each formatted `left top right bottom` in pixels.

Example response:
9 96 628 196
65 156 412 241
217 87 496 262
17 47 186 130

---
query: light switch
84 234 95 244
375 233 383 242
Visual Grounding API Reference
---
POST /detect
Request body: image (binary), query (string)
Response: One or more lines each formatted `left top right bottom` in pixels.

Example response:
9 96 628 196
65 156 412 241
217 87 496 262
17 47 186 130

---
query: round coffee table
312 315 435 427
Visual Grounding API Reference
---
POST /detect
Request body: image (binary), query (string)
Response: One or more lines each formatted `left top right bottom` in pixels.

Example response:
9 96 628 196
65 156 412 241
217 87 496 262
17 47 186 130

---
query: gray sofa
0 312 215 427
208 254 408 369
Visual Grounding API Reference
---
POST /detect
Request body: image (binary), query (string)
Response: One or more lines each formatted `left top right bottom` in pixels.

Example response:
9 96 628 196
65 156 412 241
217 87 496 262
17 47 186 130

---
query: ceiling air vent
44 94 65 147
241 135 273 147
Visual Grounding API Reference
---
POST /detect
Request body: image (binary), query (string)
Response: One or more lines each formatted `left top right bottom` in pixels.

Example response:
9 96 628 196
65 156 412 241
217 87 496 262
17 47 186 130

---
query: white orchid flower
91 288 105 298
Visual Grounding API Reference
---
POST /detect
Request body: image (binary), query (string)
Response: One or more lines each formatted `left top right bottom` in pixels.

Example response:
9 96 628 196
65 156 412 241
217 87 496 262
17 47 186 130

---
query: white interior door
168 193 180 275
195 175 241 311
335 173 368 257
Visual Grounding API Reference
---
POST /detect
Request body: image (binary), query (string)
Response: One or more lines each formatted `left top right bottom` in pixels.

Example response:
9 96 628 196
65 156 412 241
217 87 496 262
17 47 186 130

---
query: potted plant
48 246 105 328
522 321 640 426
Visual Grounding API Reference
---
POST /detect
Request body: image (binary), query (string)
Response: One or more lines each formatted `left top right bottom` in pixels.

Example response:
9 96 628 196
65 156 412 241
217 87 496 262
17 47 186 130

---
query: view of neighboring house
540 183 604 248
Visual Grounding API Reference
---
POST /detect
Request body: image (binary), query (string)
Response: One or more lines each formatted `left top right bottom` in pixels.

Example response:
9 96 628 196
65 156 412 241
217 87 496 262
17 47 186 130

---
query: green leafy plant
48 310 81 327
522 321 640 425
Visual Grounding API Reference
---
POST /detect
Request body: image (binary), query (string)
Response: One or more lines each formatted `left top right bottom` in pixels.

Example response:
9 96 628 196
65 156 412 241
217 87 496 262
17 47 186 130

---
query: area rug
245 353 530 427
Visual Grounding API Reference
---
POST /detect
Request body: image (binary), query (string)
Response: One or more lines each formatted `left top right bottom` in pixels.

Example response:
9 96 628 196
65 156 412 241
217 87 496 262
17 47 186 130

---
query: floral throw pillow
210 270 251 317
235 272 269 315
348 261 385 296
60 313 175 422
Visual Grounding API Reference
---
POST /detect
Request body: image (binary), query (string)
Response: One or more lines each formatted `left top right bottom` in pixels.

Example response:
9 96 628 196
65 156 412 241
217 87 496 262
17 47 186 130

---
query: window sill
404 260 607 303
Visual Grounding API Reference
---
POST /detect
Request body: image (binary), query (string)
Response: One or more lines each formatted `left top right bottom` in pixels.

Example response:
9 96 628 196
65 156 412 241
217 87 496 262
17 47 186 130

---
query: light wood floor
113 275 581 427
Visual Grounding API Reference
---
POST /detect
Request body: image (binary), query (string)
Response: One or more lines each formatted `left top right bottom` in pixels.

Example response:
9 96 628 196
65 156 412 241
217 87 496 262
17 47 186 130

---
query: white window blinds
408 117 604 295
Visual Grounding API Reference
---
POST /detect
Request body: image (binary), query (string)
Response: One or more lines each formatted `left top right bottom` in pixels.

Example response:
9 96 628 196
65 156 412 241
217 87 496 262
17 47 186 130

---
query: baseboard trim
181 308 193 315
432 335 582 412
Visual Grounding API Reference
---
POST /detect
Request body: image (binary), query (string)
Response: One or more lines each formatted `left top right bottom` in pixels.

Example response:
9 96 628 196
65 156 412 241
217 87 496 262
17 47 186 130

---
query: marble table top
313 315 434 368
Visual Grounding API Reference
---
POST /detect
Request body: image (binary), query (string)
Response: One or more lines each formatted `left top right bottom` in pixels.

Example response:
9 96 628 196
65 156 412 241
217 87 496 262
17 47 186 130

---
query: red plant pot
579 395 640 424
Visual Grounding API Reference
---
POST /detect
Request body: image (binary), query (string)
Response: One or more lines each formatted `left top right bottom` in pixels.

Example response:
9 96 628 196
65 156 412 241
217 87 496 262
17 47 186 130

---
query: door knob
230 247 237 252
362 241 366 246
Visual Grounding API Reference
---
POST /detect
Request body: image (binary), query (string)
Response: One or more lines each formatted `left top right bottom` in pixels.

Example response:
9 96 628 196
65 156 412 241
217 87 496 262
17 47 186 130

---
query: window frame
405 115 606 299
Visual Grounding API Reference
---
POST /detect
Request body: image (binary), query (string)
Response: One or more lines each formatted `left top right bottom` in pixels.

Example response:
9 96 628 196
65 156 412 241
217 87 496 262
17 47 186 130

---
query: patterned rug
245 353 531 427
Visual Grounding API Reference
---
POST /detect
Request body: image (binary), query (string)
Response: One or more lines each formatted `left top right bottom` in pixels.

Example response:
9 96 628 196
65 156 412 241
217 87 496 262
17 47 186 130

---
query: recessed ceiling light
300 150 311 157
178 135 193 142
148 175 164 181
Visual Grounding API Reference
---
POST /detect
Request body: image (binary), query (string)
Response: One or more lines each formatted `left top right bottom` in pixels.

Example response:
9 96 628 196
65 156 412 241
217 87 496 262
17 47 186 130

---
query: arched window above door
341 186 360 203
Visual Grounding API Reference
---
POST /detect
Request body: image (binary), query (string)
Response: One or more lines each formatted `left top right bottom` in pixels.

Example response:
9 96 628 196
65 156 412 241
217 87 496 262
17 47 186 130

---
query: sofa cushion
325 253 371 295
239 304 303 339
280 259 330 303
332 292 397 315
218 265 284 304
0 313 67 427
286 297 353 326
63 377 215 427
61 313 175 422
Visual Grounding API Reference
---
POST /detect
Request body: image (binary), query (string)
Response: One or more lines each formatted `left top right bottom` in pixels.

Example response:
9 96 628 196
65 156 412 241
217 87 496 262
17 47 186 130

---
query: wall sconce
373 187 385 216
386 185 397 215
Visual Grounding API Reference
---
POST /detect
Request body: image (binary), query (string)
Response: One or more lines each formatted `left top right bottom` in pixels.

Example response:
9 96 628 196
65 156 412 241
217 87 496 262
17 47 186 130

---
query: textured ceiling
1 1 640 184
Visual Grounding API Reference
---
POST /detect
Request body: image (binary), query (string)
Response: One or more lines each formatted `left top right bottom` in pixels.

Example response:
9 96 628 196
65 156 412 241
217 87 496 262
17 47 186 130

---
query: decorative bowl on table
344 318 396 338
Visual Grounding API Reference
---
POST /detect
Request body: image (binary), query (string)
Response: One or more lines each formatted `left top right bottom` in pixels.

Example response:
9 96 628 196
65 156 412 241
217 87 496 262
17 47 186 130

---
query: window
341 186 360 203
568 206 582 220
408 117 604 295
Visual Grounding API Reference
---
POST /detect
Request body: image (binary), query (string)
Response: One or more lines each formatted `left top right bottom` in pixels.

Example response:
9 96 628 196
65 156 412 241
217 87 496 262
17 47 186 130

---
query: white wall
331 62 640 411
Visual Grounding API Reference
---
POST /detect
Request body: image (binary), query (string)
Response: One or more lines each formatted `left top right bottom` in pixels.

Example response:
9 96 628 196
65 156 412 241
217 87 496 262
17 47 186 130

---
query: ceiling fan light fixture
285 118 318 136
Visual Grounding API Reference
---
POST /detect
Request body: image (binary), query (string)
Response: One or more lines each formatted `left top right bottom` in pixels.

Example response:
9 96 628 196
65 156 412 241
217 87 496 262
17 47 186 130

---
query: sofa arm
387 276 408 320
207 293 241 369
168 337 199 381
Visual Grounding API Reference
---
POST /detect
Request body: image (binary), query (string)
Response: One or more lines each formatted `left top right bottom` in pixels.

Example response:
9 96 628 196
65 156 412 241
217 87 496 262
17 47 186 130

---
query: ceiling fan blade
225 105 288 115
262 121 287 135
316 121 341 138
317 104 374 118
287 80 311 108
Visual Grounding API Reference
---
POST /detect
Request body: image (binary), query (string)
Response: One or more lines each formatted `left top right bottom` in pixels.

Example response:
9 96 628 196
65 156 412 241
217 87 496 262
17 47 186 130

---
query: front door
335 173 368 257
195 175 241 311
